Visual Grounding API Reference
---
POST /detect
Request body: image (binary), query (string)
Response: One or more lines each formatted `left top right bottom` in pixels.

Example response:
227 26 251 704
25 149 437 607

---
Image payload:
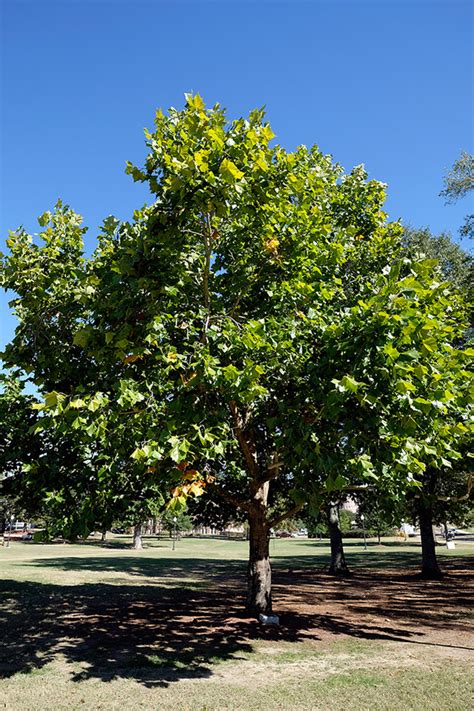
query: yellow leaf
262 125 276 142
220 158 244 181
265 237 279 253
188 482 205 496
123 354 143 364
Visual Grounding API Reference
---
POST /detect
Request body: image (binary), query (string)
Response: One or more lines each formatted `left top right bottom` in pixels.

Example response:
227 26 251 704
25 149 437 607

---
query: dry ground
0 537 473 710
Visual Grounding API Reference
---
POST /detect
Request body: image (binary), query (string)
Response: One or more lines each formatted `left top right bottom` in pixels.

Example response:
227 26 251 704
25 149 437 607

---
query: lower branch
210 483 252 513
269 502 305 529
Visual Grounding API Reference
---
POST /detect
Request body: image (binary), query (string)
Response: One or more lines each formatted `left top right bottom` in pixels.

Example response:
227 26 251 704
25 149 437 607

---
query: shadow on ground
1 553 472 687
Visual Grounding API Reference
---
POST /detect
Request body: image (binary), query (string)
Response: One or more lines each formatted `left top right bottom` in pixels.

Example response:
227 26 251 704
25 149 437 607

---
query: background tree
403 227 473 303
440 151 474 239
160 510 193 537
0 373 40 534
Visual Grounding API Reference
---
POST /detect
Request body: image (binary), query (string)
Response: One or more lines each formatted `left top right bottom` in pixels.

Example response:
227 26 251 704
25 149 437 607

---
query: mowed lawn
1 536 473 710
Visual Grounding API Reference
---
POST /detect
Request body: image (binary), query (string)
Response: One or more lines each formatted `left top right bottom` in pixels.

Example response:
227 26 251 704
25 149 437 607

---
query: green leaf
168 436 181 463
131 447 147 461
38 211 51 227
73 328 91 347
396 380 417 394
220 158 244 182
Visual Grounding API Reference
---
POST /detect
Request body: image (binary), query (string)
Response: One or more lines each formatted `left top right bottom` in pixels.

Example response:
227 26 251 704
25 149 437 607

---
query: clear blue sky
1 0 473 350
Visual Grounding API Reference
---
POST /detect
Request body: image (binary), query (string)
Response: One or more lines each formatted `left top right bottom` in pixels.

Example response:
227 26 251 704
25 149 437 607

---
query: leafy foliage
403 227 473 301
1 95 472 607
440 151 474 238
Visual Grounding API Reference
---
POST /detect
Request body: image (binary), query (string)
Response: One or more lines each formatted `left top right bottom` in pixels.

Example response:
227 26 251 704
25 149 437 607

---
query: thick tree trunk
327 504 350 576
101 528 107 542
132 523 143 550
247 507 272 616
418 500 443 579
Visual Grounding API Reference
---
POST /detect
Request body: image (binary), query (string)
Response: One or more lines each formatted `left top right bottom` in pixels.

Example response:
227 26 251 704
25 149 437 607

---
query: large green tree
2 96 472 613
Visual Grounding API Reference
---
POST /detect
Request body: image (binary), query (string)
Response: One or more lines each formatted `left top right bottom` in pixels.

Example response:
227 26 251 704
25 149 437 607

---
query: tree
0 373 39 534
440 151 474 239
160 510 193 537
401 226 473 575
353 491 398 544
403 227 473 302
2 96 471 614
327 501 350 576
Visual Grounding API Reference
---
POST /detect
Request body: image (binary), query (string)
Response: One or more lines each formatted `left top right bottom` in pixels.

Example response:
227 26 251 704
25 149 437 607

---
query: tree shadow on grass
273 559 474 651
0 575 261 687
1 554 472 687
274 550 423 570
23 553 247 581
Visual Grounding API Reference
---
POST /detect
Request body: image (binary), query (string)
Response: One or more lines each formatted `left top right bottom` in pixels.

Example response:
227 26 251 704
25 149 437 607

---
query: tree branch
228 400 259 478
210 482 251 513
202 213 212 311
269 502 306 529
435 473 473 503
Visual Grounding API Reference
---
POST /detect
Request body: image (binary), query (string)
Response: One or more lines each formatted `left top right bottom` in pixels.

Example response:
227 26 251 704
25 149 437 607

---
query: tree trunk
247 506 272 616
152 517 158 535
101 528 107 542
418 500 442 579
132 523 143 550
327 504 350 576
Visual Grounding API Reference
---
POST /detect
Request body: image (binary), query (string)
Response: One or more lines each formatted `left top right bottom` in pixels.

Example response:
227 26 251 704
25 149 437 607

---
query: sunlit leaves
219 158 244 183
2 94 472 532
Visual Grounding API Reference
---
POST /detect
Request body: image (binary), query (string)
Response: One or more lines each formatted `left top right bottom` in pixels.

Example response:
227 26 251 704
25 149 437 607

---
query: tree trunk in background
101 528 107 542
247 504 272 616
418 500 442 579
152 517 158 534
328 503 350 576
132 523 143 550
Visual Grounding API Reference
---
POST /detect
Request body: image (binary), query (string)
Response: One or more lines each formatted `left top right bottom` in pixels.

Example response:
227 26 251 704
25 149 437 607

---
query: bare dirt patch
270 556 474 654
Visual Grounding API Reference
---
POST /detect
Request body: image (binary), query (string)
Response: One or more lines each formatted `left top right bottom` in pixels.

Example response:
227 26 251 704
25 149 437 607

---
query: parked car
275 531 292 538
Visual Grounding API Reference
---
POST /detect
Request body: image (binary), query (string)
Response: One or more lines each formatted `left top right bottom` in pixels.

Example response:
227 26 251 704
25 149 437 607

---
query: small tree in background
440 151 474 239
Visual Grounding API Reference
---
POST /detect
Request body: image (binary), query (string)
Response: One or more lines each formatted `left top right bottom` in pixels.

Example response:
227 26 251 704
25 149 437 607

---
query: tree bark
418 500 443 579
101 528 107 542
247 505 272 616
132 523 143 550
327 503 350 576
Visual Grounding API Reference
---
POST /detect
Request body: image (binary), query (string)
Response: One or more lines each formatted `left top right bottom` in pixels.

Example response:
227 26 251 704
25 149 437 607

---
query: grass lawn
1 535 473 710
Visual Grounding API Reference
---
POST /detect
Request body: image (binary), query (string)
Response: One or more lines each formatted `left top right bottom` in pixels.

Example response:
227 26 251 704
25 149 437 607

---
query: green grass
1 536 473 710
